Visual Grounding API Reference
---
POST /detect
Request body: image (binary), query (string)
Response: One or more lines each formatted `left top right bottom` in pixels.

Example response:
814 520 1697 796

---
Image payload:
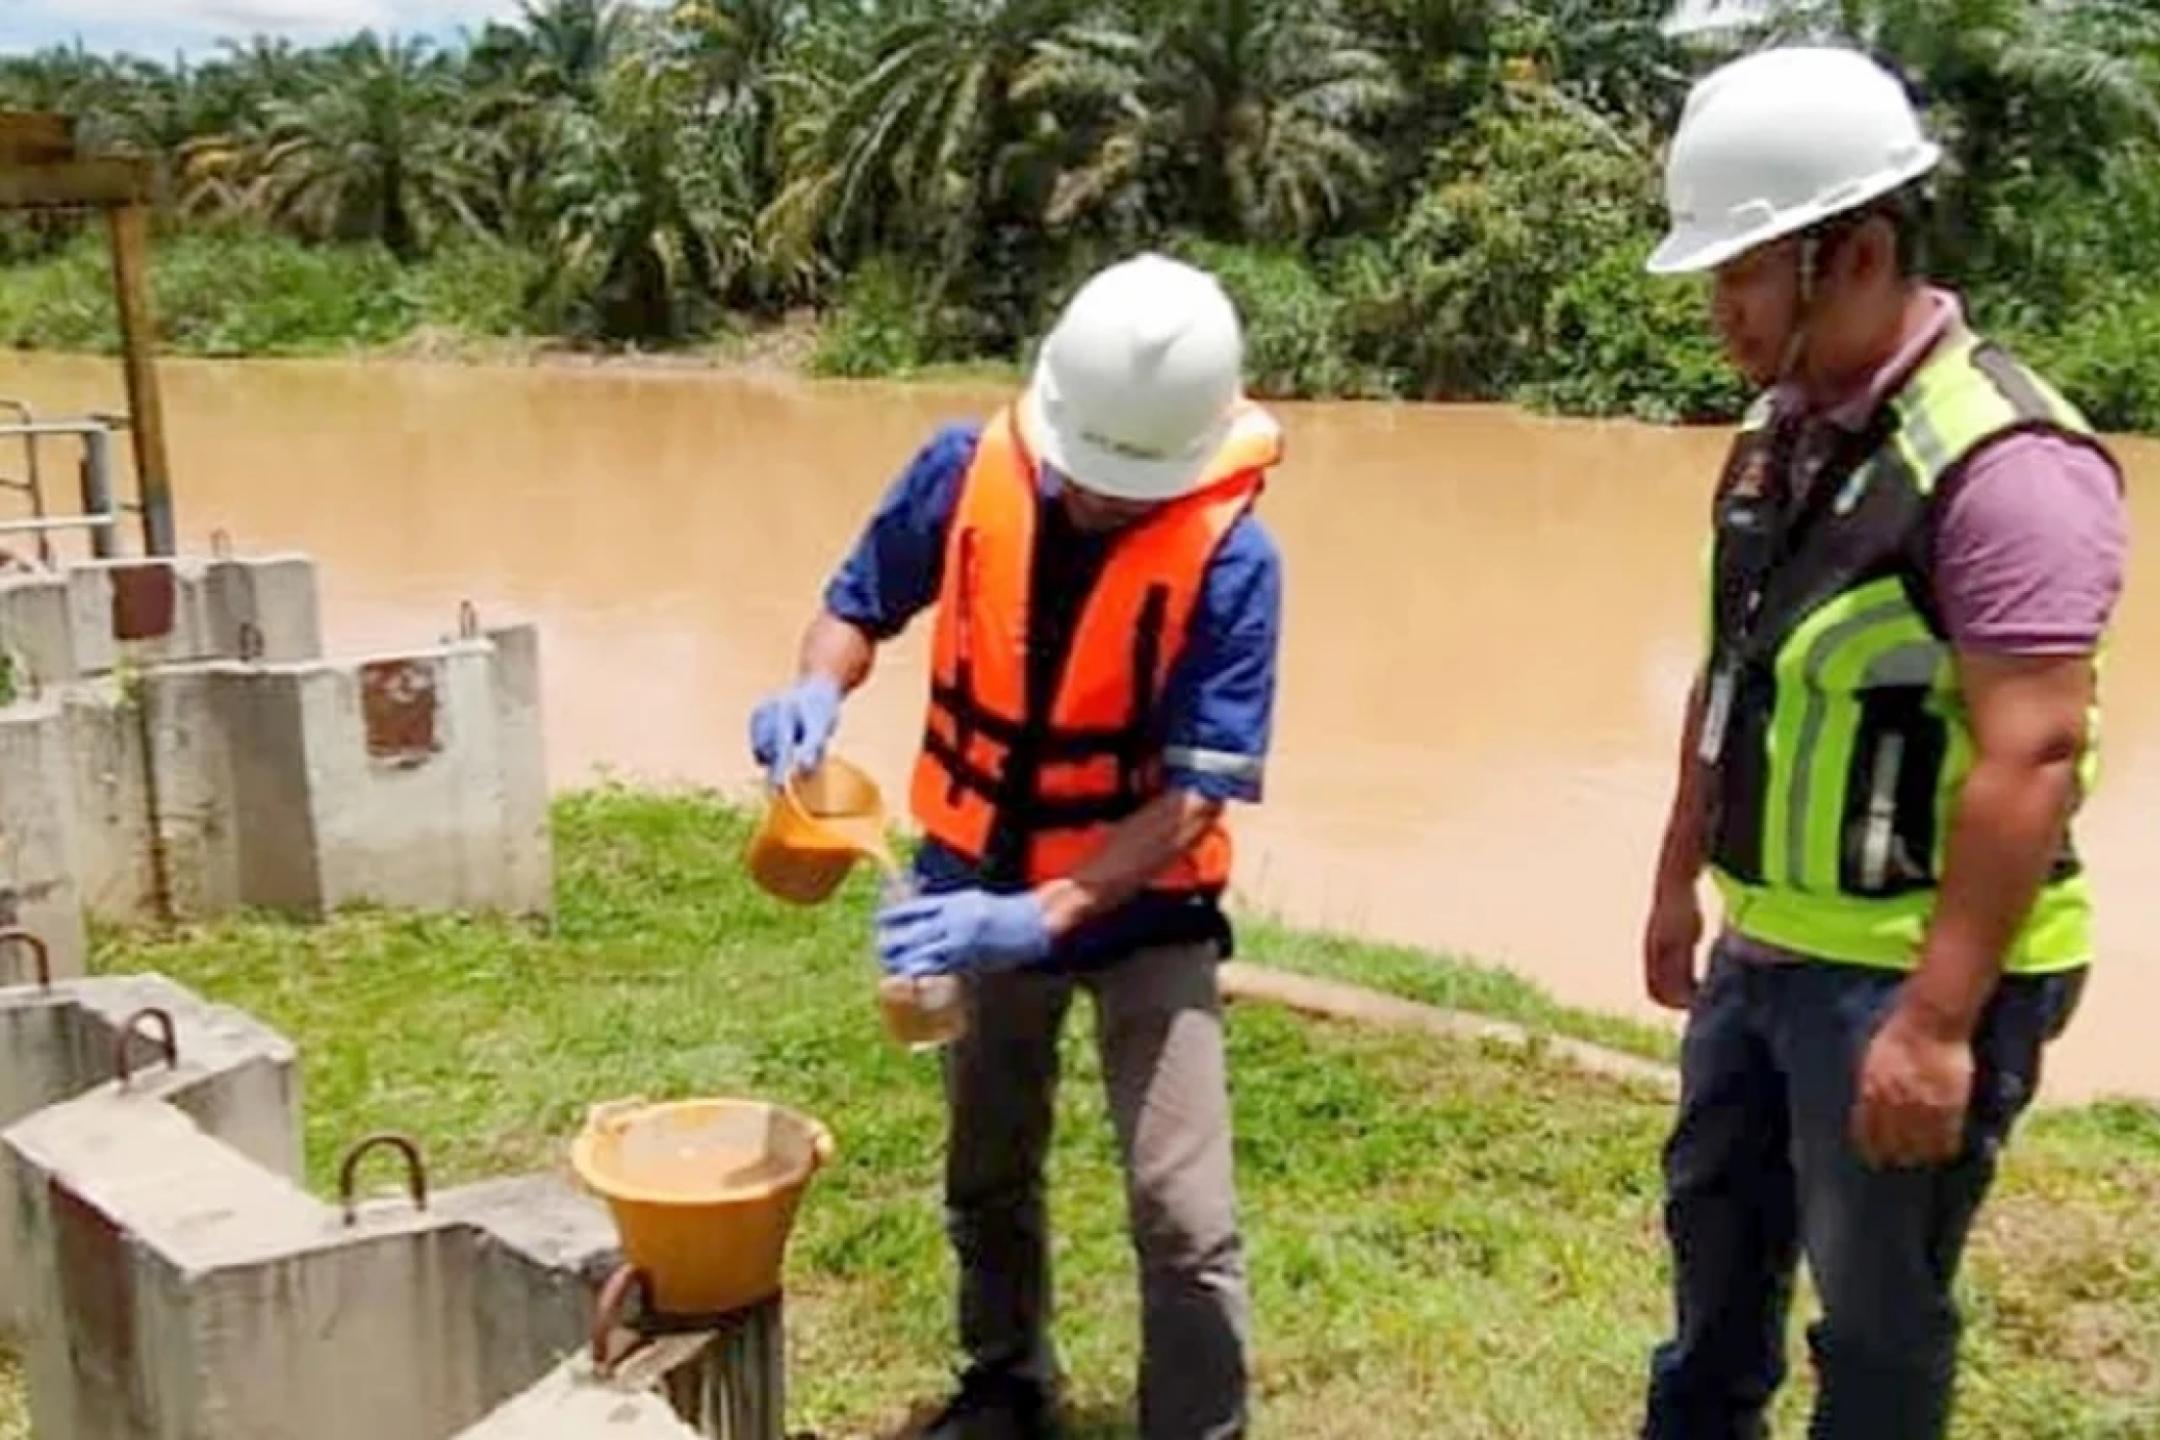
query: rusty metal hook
0 929 52 990
338 1132 429 1226
236 621 264 663
457 600 480 641
113 1007 178 1088
590 1263 652 1379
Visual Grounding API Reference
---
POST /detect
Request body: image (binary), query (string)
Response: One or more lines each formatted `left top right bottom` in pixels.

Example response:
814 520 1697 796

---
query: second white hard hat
1020 253 1245 502
1648 46 1943 276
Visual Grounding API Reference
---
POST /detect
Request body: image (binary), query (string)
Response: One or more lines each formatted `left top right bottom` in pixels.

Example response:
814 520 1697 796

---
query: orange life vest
909 402 1283 890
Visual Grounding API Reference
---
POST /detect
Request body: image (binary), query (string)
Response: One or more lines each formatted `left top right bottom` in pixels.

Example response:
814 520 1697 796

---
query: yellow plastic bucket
746 754 897 904
570 1097 836 1318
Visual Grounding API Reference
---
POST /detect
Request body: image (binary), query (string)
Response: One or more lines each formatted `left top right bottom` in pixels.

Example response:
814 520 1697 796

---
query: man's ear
1842 214 1900 288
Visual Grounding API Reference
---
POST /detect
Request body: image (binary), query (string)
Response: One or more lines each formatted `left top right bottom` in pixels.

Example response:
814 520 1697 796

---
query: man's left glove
875 888 1053 977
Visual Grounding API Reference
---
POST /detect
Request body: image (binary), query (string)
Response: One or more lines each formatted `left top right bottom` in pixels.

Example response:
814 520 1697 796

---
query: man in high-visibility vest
748 253 1283 1440
1637 47 2129 1439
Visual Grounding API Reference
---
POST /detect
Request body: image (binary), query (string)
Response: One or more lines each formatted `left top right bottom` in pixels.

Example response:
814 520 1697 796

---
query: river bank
0 788 2152 1438
4 227 2156 432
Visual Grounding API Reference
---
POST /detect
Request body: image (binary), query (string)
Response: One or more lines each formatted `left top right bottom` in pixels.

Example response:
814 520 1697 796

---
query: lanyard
1700 415 1808 767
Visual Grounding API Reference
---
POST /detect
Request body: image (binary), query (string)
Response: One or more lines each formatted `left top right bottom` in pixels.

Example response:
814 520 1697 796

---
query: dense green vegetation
4 1 2160 426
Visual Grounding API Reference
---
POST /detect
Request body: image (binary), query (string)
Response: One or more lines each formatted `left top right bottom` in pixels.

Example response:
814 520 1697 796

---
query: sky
0 0 535 58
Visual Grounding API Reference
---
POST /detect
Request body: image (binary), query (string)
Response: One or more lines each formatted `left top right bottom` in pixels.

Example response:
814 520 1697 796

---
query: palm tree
541 50 760 338
1030 0 1400 242
255 33 491 261
1341 0 1502 162
1501 0 1689 136
672 0 810 209
0 43 115 116
762 0 1087 280
511 0 636 103
213 36 314 108
87 53 270 211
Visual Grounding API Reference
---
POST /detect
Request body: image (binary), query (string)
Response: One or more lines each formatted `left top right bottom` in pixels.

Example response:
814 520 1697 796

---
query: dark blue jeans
1642 945 2085 1440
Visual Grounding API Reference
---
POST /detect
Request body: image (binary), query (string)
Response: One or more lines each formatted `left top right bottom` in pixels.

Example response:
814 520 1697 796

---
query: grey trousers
943 941 1249 1440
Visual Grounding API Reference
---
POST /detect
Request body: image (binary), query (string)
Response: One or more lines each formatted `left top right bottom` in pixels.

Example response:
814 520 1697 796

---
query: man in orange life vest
748 254 1283 1439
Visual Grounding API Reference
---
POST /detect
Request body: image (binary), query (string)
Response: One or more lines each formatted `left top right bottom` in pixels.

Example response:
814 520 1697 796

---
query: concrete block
68 974 304 1181
455 1359 704 1440
60 678 161 924
53 556 322 676
5 554 545 945
131 636 550 923
309 643 508 913
0 568 111 687
3 676 159 938
204 555 323 663
144 640 532 921
7 1089 614 1440
435 1175 622 1405
222 663 325 915
487 625 554 919
0 556 322 692
0 987 76 1127
8 1090 384 1440
0 972 302 1335
138 664 249 921
456 1297 789 1440
0 696 89 976
67 559 212 671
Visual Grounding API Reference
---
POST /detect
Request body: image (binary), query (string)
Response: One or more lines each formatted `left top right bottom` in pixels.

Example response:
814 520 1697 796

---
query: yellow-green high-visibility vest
1702 324 2120 973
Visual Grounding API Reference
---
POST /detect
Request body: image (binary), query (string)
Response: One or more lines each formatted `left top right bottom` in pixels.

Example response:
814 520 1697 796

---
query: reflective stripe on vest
909 402 1281 889
1705 326 2119 973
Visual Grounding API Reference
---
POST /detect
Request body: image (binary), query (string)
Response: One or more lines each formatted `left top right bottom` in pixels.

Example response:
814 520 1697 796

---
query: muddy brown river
1 353 2149 1101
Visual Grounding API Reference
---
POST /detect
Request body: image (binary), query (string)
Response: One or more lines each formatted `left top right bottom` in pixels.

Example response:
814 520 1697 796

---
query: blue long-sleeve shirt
824 422 1283 965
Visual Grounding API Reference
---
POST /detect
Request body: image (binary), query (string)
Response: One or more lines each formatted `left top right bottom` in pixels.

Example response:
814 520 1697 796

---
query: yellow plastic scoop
745 753 898 904
570 1097 835 1318
744 754 969 1050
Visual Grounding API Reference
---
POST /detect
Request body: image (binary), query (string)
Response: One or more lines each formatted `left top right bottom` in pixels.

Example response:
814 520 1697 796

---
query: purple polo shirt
1776 288 2127 654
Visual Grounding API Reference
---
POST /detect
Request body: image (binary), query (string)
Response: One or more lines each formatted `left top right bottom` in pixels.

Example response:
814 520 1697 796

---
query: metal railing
0 399 133 565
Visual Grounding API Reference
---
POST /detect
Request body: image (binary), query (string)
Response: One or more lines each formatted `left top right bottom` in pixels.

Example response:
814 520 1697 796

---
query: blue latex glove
876 889 1054 978
747 675 842 788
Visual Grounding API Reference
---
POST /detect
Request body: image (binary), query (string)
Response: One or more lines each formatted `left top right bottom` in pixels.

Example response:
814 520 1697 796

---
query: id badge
1698 666 1736 767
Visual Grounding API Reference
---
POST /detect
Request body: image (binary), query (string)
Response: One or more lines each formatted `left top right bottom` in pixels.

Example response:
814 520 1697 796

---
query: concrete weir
0 970 669 1440
0 554 702 1435
0 552 553 978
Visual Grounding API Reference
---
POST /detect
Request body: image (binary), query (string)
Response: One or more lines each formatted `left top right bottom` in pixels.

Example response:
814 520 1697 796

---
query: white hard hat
1020 253 1244 502
1648 46 1942 276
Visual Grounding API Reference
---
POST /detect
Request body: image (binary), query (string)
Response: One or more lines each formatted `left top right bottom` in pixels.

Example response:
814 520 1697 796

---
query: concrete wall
127 628 552 921
456 1362 704 1440
485 626 554 921
6 1038 616 1440
0 973 303 1335
0 554 553 961
303 640 521 915
0 697 86 977
0 555 319 694
66 556 322 678
0 568 110 689
459 1300 787 1440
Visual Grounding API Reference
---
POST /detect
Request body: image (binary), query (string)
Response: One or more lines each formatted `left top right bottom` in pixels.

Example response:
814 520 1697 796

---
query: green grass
0 229 546 359
0 787 2153 1437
